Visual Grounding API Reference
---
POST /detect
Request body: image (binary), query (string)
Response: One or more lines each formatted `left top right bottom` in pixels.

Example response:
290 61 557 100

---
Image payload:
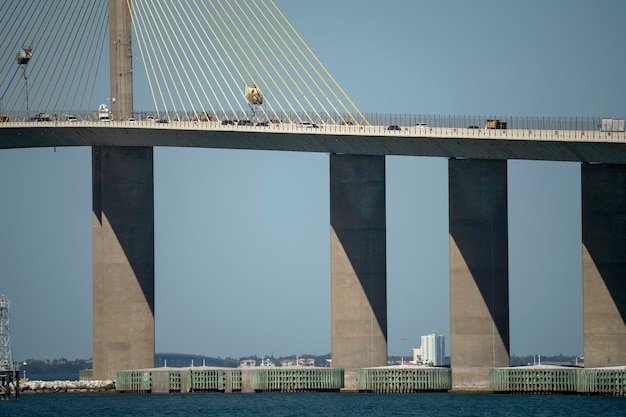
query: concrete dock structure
582 163 626 368
330 154 387 388
448 159 510 390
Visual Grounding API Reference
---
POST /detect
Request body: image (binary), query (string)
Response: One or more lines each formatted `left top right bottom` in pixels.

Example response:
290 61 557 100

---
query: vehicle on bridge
485 119 507 129
601 118 625 132
0 115 9 123
60 114 77 122
98 104 111 122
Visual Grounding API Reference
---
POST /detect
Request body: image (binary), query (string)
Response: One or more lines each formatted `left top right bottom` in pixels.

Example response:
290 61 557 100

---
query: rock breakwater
20 380 116 393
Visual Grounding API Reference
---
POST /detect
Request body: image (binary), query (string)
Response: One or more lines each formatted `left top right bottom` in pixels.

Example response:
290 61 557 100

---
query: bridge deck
1 121 625 163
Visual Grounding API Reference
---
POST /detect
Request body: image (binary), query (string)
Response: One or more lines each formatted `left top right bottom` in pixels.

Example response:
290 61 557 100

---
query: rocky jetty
19 380 116 393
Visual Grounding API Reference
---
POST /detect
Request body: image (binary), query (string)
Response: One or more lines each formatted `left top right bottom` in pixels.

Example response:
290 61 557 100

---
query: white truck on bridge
601 118 624 132
98 104 111 122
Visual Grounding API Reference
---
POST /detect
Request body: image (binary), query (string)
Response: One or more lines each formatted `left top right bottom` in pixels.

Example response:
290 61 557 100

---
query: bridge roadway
2 121 626 390
1 120 626 162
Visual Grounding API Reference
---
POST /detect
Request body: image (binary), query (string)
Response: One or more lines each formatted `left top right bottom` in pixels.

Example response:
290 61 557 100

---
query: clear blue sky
1 0 625 361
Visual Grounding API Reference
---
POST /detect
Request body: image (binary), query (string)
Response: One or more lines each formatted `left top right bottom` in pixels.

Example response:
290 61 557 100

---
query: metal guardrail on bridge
1 118 625 143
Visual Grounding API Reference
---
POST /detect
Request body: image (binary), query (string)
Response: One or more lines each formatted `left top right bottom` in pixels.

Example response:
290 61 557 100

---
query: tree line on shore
20 353 581 376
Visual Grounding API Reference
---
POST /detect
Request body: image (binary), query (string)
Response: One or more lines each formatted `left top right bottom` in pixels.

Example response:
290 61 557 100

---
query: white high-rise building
420 332 445 366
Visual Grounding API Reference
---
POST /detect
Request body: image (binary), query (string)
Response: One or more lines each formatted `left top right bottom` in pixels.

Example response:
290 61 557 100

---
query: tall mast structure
0 295 14 371
109 0 133 121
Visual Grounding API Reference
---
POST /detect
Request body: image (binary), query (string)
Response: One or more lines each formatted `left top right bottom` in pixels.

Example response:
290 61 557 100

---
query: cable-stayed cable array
0 1 366 124
129 0 367 124
0 0 109 120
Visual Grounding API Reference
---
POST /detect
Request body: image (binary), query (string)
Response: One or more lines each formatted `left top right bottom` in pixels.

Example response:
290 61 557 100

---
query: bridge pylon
108 0 133 121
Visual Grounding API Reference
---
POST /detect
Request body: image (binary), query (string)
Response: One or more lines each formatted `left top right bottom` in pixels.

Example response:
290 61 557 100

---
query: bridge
2 0 626 390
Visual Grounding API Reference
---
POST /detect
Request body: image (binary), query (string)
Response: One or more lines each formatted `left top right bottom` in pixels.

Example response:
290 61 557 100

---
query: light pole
400 338 407 366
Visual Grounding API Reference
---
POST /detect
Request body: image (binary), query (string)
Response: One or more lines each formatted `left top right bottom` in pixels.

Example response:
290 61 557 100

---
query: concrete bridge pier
330 154 387 389
92 146 155 380
448 158 510 390
582 163 626 367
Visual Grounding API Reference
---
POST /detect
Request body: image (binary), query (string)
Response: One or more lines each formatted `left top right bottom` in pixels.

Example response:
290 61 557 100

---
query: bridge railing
366 114 619 132
1 111 622 131
1 113 625 143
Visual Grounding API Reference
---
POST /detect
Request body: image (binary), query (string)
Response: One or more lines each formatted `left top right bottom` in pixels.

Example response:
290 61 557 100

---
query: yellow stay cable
9 0 47 116
53 0 94 113
188 0 243 118
169 0 222 120
145 0 189 119
179 0 240 119
109 0 367 123
131 0 164 116
202 0 256 118
22 0 69 115
69 0 108 116
157 0 210 120
0 0 35 89
199 0 252 114
240 0 315 122
0 0 33 116
268 0 369 125
140 0 181 117
254 0 330 123
220 0 305 121
82 1 109 120
260 0 340 123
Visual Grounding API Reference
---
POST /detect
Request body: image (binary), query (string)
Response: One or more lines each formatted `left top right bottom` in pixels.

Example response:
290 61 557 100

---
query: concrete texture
3 126 626 163
92 146 154 380
108 0 133 121
449 158 510 390
582 163 626 367
151 370 170 394
241 369 254 393
330 154 387 388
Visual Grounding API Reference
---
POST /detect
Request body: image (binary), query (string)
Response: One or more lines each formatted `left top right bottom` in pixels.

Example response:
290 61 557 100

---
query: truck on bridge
485 119 507 129
601 118 625 132
97 104 111 122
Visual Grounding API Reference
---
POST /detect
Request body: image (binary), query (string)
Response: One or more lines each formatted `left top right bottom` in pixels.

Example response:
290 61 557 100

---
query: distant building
240 359 256 367
280 357 315 367
420 332 445 366
412 348 422 364
281 358 296 367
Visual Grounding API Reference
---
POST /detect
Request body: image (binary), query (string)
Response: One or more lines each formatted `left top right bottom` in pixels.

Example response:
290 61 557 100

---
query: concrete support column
109 0 133 121
330 154 387 389
582 163 626 367
92 146 154 380
449 158 509 390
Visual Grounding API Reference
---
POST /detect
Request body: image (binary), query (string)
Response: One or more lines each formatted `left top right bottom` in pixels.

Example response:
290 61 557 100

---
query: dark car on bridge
387 125 401 131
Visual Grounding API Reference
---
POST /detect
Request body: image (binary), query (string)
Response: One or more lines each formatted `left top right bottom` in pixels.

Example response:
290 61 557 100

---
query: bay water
2 391 625 417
